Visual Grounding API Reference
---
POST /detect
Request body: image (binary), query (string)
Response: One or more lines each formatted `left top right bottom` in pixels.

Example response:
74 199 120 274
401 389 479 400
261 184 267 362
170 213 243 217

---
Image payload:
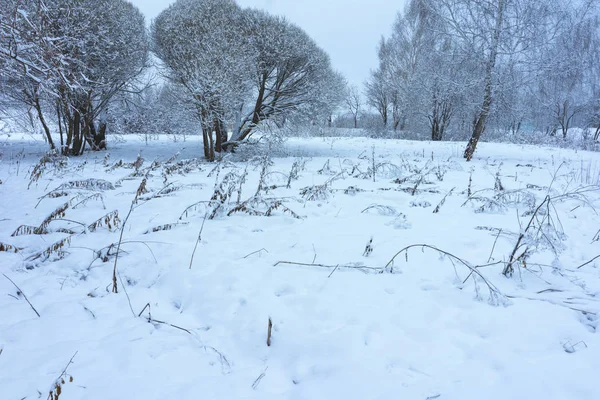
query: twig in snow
2 273 40 317
189 213 208 269
577 255 600 269
363 237 374 257
112 172 150 293
267 318 273 347
47 351 77 400
274 261 383 274
563 341 588 354
487 228 502 263
384 245 505 304
134 309 231 373
138 303 152 318
242 248 269 259
82 306 96 319
433 187 455 214
503 196 550 277
252 367 268 390
138 303 192 334
327 264 340 278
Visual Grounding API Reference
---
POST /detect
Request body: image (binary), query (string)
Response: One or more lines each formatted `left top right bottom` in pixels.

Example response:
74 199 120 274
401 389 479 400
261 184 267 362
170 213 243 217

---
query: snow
1 134 599 399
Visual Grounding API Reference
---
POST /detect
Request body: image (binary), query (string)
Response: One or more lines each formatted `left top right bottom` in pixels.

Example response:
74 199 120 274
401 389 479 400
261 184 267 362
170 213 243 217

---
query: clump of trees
365 0 600 159
152 0 345 161
0 0 149 155
0 0 345 159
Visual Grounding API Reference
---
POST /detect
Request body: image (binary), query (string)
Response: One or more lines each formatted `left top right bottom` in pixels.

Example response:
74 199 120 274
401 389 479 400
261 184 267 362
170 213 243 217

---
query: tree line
364 0 600 158
0 0 345 159
1 0 598 161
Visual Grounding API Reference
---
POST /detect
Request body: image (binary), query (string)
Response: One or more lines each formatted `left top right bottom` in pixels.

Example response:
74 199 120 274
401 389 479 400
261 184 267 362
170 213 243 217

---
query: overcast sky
129 0 406 88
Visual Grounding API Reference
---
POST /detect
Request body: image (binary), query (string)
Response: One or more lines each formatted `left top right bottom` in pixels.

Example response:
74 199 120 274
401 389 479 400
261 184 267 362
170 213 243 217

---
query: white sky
129 0 406 87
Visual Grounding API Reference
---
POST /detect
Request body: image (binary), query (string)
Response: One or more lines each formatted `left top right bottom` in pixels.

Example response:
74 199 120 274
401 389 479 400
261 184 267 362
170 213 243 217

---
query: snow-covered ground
1 134 599 400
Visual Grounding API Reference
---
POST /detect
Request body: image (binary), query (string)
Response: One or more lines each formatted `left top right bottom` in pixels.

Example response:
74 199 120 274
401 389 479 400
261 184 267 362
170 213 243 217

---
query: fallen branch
138 302 191 334
274 261 383 274
252 367 268 390
242 248 269 259
577 254 600 269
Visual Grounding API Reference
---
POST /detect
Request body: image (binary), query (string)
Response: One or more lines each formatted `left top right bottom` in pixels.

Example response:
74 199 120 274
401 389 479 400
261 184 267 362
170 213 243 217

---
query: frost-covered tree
365 63 390 129
345 84 362 129
377 1 470 141
372 0 598 153
230 9 344 143
153 2 344 159
379 13 420 132
152 0 252 160
107 82 198 139
531 1 600 138
0 0 148 154
422 0 596 157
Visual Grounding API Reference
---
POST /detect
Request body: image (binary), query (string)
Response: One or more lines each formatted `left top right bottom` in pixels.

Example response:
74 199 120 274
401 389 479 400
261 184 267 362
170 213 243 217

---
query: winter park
1 0 600 399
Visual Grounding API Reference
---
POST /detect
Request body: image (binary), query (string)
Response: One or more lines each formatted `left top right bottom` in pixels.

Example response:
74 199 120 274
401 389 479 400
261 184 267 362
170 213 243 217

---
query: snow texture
1 135 599 399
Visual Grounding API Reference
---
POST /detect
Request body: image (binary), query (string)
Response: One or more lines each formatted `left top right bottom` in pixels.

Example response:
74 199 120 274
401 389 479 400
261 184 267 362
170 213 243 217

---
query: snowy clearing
1 135 599 400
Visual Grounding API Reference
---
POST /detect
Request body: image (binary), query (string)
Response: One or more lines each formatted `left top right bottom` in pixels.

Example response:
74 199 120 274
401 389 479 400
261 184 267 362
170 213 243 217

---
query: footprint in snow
274 285 296 297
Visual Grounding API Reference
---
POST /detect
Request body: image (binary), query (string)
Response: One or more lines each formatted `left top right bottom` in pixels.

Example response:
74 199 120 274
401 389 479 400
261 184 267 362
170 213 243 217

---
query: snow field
1 135 599 399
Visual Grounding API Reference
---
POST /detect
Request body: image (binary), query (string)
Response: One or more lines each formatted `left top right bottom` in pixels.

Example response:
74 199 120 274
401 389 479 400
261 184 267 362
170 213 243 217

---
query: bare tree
365 69 390 128
345 85 362 129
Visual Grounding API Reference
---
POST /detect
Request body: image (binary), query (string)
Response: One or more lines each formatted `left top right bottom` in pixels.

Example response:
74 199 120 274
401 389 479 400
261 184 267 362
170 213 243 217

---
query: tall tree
153 0 251 160
153 1 344 158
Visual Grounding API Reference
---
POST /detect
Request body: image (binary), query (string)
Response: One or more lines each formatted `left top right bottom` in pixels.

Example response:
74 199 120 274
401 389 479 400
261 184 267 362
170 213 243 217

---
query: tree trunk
233 71 268 145
96 122 107 149
202 128 210 159
432 121 441 141
464 0 505 161
432 99 453 141
214 117 227 153
56 101 64 151
208 128 215 161
72 111 83 156
33 95 55 151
